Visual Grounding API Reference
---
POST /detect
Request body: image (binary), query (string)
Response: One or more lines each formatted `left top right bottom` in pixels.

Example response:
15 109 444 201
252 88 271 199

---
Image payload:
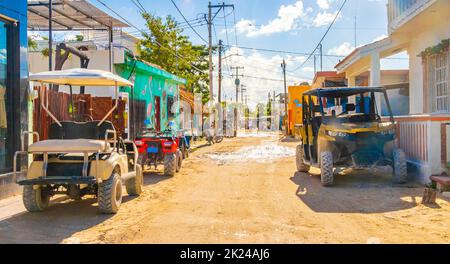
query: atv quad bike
135 127 183 176
296 87 407 187
13 69 143 214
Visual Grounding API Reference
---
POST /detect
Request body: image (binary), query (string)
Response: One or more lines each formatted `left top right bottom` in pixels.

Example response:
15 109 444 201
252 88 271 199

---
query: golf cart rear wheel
126 164 143 196
164 153 177 176
320 151 334 187
176 150 182 173
23 185 50 212
393 148 407 184
98 172 122 214
296 145 310 173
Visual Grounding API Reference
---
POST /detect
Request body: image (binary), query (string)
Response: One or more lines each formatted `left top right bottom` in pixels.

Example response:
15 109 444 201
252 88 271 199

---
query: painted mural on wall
116 52 186 136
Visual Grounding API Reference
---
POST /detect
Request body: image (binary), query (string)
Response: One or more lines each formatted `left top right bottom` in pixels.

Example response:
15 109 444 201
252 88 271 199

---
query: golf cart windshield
304 87 394 124
29 69 133 127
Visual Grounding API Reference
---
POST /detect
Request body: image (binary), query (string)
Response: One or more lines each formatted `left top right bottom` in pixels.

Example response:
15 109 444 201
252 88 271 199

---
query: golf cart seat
28 139 110 153
49 121 116 140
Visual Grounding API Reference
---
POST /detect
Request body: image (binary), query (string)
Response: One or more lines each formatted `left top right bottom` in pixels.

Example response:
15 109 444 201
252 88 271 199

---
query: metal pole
49 0 53 71
208 2 213 102
281 59 288 135
109 27 113 72
218 40 222 103
319 43 323 72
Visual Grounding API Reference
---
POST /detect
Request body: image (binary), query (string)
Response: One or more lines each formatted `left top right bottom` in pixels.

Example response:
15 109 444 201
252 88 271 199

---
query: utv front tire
23 185 50 212
164 153 177 176
98 172 122 214
393 148 407 184
126 164 143 196
296 145 310 172
320 151 334 187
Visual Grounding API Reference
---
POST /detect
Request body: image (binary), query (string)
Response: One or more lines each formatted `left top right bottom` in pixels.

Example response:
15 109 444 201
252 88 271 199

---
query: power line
293 0 348 72
129 0 145 13
170 0 208 44
95 0 204 73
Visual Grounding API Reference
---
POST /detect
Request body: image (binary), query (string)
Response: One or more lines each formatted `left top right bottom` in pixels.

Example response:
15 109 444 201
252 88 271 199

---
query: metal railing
387 0 433 33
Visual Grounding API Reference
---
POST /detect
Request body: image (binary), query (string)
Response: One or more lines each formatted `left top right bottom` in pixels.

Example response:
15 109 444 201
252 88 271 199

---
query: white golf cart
14 69 143 214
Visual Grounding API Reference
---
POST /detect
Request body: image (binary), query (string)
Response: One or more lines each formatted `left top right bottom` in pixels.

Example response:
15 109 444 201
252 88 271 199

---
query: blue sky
88 0 408 105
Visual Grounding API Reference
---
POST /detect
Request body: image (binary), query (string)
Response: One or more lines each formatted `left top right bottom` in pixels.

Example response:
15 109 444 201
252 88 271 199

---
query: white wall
406 14 450 114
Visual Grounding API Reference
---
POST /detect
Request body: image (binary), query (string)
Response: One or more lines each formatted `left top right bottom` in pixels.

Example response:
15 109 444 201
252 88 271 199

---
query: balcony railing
387 0 435 34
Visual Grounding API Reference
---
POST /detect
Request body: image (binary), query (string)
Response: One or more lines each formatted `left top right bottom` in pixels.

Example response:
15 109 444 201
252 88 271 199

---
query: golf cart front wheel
23 185 50 212
320 151 334 187
98 172 122 214
296 145 310 173
393 148 407 184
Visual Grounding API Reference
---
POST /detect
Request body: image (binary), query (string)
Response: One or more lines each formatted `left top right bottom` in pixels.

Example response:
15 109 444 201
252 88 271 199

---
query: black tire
320 151 334 187
296 145 310 173
23 185 50 212
176 150 182 173
214 136 224 143
164 153 177 176
126 164 143 196
393 148 407 184
98 172 122 214
181 145 187 159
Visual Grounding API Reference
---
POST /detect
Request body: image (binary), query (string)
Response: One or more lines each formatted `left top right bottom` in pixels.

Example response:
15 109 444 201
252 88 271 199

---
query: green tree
139 13 211 103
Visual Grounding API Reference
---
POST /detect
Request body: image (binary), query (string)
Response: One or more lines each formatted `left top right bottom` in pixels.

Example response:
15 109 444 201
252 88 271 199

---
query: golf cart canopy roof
304 87 385 98
29 68 133 87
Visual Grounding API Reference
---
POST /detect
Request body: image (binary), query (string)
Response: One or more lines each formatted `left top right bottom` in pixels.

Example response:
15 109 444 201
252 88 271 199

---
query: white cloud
313 11 341 27
236 1 306 37
328 42 355 56
317 0 332 9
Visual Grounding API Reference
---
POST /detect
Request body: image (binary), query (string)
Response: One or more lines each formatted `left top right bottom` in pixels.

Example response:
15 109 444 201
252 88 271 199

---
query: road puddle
205 143 295 164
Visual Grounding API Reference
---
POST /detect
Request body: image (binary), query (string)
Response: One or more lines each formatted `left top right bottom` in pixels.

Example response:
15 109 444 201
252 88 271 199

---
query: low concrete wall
0 173 22 200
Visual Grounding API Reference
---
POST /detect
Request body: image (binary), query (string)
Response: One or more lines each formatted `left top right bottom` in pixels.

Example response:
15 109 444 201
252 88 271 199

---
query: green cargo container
116 52 186 138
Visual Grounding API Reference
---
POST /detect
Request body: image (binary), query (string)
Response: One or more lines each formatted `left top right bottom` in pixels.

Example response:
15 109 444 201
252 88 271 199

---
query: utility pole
231 66 244 137
313 55 317 75
218 40 223 103
319 43 323 72
241 84 246 103
207 2 234 102
281 59 288 135
49 0 53 71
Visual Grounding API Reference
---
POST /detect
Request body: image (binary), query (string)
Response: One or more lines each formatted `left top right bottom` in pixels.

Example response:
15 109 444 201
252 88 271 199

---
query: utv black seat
49 121 116 140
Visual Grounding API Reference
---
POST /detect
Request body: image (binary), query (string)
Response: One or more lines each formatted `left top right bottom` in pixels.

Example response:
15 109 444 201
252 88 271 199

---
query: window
427 51 450 113
0 19 12 173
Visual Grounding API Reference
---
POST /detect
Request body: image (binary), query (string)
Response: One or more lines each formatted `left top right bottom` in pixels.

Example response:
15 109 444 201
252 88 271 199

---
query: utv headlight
164 142 173 147
135 140 144 146
326 130 348 137
381 129 396 135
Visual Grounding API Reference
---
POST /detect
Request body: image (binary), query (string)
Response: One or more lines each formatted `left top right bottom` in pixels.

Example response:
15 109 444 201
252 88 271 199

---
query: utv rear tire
296 145 310 173
98 172 122 214
176 150 182 173
393 148 407 184
164 153 177 176
23 185 50 212
126 164 143 196
320 151 334 187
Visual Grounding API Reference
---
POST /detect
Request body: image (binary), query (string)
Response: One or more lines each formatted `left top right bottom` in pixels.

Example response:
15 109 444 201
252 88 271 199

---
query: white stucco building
336 0 450 182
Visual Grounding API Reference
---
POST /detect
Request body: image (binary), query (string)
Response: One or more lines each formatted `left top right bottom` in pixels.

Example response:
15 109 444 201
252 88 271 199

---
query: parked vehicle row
13 69 193 214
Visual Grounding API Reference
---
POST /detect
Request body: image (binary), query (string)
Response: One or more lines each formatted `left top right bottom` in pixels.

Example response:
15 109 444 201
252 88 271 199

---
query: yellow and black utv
296 87 407 186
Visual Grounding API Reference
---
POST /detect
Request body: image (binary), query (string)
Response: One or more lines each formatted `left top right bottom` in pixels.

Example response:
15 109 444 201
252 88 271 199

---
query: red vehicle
135 128 183 176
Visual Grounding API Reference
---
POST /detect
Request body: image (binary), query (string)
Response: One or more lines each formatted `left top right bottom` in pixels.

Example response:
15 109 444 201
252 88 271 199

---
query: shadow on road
290 169 424 214
143 171 172 186
0 195 137 244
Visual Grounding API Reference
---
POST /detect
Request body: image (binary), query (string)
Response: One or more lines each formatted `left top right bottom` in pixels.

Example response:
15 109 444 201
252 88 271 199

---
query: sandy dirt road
0 133 449 244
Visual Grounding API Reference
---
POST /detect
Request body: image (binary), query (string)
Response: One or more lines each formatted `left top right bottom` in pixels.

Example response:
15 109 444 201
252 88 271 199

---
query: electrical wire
293 0 348 72
95 0 204 73
170 0 208 44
